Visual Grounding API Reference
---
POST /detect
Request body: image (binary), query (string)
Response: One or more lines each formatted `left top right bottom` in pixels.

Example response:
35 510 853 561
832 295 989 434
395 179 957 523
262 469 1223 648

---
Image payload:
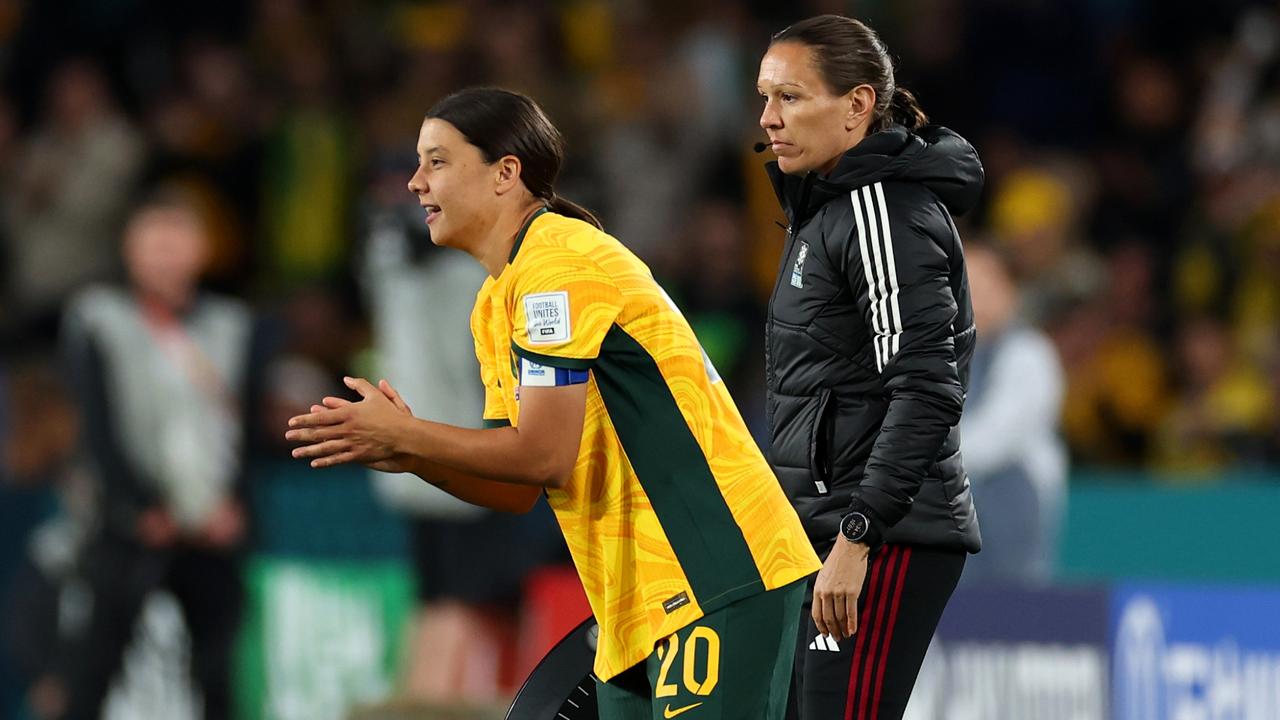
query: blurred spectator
0 0 1279 711
960 244 1067 586
0 358 90 720
1091 52 1191 253
1154 316 1274 473
1055 244 1171 467
1191 4 1280 178
593 15 726 261
145 40 265 291
663 199 766 436
988 164 1102 326
1230 199 1280 364
254 3 353 284
1 60 145 333
57 195 267 720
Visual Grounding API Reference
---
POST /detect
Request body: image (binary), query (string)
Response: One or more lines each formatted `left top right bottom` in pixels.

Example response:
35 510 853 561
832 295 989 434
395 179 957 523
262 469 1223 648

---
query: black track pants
790 544 965 720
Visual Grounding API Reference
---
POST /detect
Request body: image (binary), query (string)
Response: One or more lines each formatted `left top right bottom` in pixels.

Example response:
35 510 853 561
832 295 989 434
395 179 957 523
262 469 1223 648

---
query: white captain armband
519 357 590 388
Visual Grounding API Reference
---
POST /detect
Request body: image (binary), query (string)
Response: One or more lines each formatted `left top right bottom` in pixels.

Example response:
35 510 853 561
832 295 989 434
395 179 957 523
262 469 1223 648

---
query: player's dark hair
772 14 928 133
426 87 603 229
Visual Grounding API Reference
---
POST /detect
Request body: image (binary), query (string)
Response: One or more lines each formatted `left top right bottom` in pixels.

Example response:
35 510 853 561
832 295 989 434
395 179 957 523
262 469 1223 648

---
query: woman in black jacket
756 15 984 720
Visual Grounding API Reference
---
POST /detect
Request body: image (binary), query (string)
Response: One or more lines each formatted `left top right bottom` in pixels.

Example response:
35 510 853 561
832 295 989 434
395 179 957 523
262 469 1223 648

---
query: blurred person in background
1054 243 1171 467
254 2 354 285
756 15 982 720
1 59 145 335
592 15 712 262
1155 315 1273 473
1 357 86 720
145 39 266 294
358 148 562 702
287 87 820 720
986 164 1102 327
662 200 767 439
57 194 268 720
958 244 1067 586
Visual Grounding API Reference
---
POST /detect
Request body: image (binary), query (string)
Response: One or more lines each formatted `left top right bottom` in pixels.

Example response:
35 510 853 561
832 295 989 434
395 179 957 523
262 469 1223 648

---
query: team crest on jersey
791 241 809 288
524 291 571 344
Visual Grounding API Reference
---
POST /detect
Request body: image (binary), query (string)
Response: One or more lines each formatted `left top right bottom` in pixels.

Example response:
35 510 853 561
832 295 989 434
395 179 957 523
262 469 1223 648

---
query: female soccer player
756 15 984 720
285 87 820 720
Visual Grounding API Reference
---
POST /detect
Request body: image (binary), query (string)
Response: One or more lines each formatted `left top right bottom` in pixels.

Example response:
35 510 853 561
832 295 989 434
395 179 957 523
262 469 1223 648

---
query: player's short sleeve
479 364 510 428
509 248 623 369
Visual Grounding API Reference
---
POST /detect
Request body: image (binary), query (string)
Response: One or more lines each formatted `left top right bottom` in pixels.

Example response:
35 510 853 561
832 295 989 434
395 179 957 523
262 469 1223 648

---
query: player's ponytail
545 192 603 229
772 15 929 134
426 88 603 229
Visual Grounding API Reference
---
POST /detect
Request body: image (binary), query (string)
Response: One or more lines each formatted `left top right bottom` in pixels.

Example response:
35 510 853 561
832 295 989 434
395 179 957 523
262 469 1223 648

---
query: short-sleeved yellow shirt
470 209 820 681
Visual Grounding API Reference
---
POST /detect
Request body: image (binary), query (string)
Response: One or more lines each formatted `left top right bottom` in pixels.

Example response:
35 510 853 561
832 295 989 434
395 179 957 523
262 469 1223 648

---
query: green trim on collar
508 207 550 264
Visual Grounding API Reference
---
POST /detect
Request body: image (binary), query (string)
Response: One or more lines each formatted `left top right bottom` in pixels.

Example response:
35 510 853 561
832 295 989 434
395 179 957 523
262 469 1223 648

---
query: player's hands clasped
285 376 416 473
812 537 871 641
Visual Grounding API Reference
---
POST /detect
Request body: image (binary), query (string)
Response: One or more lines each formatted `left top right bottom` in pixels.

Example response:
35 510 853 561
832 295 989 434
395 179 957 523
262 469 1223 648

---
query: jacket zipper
765 173 817 392
765 224 796 400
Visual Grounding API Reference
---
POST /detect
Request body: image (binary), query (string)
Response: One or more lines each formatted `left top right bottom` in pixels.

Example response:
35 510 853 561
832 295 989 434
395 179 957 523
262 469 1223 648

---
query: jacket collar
765 127 925 228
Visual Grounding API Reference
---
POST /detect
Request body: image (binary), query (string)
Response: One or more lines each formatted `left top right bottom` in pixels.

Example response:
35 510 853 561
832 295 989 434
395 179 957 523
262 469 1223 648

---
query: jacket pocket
809 388 835 495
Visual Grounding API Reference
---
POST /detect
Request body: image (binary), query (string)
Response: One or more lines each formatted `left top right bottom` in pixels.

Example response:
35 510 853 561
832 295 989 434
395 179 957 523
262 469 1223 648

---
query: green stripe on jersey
593 325 764 612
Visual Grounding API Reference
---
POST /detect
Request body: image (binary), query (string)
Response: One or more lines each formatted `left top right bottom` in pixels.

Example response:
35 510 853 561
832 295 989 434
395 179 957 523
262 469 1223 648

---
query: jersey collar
508 206 550 264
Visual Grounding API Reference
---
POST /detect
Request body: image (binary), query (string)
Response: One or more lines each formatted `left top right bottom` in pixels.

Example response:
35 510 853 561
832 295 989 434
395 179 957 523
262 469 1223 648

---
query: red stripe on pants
869 547 913 719
856 546 904 720
844 546 899 720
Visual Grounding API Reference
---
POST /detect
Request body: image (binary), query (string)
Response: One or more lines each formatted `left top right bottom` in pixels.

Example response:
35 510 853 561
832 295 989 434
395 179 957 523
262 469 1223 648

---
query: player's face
758 42 860 176
408 118 496 250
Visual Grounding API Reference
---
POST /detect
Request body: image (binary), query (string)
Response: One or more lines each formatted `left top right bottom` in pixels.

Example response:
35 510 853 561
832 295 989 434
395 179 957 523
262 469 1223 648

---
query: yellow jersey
470 209 820 681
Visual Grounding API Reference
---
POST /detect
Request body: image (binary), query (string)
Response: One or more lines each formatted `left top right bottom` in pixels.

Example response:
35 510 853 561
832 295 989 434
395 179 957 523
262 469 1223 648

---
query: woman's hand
136 507 179 549
285 377 418 472
812 538 871 641
196 498 247 549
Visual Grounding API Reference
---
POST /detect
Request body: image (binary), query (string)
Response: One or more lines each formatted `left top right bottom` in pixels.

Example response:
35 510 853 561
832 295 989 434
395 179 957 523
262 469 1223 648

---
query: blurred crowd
2 0 1280 717
2 0 1278 475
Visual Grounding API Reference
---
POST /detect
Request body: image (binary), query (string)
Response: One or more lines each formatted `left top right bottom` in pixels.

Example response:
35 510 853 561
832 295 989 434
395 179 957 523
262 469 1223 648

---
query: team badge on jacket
791 241 809 288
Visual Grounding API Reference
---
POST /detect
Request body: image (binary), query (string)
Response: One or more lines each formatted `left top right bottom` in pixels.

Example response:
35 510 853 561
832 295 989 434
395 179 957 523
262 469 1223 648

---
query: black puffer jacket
764 125 984 558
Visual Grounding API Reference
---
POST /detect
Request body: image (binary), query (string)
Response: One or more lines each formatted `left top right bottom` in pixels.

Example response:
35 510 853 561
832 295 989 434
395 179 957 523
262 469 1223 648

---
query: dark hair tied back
887 87 928 133
543 191 600 229
426 87 602 229
773 14 928 133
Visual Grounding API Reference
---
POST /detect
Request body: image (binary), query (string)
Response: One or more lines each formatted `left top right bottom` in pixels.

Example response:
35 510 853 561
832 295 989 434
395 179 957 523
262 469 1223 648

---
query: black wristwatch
839 510 872 544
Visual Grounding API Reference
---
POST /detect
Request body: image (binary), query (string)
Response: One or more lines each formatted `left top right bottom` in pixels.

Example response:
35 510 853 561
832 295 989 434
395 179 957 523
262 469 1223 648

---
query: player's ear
494 155 522 195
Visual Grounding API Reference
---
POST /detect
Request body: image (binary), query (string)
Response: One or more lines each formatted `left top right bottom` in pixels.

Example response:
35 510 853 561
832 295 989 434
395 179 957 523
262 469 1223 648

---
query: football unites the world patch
523 291 571 344
519 357 590 387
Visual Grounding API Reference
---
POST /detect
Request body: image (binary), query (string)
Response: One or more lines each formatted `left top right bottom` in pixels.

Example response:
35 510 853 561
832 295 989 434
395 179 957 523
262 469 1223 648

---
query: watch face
842 512 868 541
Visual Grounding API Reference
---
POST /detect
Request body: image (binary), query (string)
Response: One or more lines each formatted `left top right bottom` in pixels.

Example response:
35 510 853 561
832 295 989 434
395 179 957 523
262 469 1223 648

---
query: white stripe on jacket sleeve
874 182 904 357
851 182 904 371
851 189 886 372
